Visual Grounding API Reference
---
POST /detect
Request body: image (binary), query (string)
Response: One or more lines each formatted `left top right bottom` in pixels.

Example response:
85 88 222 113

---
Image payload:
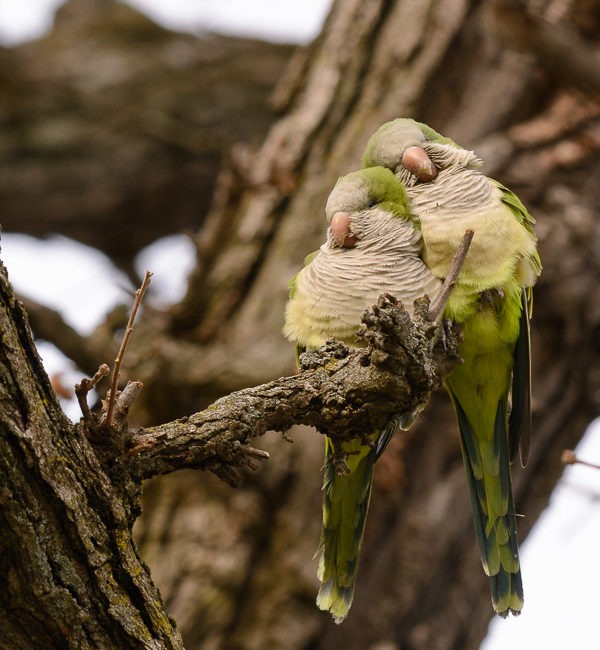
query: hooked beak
401 146 438 182
331 211 358 248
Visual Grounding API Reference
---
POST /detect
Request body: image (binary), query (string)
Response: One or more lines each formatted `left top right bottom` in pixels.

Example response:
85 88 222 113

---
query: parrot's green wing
495 180 541 280
495 180 540 316
509 290 532 466
494 181 540 467
495 181 536 232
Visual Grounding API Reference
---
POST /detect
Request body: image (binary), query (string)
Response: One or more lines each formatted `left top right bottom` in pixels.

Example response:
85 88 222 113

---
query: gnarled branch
124 295 461 486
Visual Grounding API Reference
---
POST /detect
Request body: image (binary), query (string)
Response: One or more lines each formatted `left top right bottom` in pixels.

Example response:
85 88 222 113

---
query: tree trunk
0 262 183 649
2 0 600 649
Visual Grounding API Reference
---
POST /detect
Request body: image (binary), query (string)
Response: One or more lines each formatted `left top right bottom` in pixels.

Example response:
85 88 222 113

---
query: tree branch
124 295 462 485
75 363 110 430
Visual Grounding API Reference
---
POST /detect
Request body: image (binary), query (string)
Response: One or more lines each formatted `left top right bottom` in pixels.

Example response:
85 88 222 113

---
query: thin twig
75 364 110 426
428 229 474 321
105 271 152 430
561 449 600 471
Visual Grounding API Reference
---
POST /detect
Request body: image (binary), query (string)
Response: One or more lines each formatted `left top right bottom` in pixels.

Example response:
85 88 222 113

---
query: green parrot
283 166 442 622
362 118 541 616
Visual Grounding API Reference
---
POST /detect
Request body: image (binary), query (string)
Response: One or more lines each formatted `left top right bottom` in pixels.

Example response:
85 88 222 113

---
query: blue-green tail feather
316 419 399 623
448 389 524 616
316 438 376 623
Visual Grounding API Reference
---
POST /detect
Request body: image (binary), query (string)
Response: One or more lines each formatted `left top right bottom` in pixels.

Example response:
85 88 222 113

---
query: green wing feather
494 181 538 467
444 283 526 617
494 180 542 278
494 181 536 231
509 290 532 467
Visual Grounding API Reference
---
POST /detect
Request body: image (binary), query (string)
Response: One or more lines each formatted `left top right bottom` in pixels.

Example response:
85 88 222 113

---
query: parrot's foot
429 318 463 386
331 453 351 476
439 318 459 352
327 439 361 476
478 288 505 313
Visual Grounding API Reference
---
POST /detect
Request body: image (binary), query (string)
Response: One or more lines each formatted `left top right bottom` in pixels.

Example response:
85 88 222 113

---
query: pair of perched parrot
283 119 541 622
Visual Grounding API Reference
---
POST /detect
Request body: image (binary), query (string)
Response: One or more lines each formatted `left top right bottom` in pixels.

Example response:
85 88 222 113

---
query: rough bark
2 0 600 649
0 261 182 649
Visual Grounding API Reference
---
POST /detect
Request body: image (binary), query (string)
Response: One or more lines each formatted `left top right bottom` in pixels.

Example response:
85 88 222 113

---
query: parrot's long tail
316 436 376 624
448 387 524 616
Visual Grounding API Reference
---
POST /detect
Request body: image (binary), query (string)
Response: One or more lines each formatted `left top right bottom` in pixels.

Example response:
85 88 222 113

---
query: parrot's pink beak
331 212 357 248
401 146 438 182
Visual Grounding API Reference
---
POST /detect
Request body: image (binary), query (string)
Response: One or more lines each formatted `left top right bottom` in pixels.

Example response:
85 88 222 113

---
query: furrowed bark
0 262 182 649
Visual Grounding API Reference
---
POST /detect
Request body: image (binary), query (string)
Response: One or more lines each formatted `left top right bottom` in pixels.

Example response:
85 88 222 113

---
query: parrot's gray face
324 175 409 250
369 122 482 187
371 128 444 187
325 174 373 224
365 120 429 170
325 177 380 249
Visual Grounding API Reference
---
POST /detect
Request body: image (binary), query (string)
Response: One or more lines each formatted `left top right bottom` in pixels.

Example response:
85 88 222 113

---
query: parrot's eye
367 200 377 209
401 146 438 183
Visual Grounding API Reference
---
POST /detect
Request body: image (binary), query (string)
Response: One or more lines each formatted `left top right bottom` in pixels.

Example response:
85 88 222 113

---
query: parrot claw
333 457 350 476
478 288 505 312
439 318 454 352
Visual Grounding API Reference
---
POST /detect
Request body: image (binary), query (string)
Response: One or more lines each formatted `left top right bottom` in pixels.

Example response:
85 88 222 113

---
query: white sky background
1 2 600 649
0 0 333 45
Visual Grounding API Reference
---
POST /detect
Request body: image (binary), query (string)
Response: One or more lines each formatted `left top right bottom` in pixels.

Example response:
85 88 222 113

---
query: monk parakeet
284 166 442 622
362 118 541 616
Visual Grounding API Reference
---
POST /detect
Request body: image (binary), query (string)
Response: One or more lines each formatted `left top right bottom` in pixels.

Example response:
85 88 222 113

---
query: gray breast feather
301 236 441 328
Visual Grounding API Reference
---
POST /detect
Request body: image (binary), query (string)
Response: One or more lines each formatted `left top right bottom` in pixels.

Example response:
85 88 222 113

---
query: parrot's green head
362 118 480 186
324 166 415 249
